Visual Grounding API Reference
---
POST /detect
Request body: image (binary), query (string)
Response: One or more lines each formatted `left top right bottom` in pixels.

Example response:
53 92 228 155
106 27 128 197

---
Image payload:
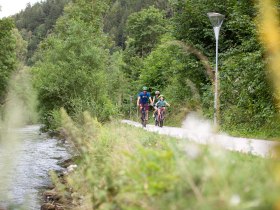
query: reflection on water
0 125 70 209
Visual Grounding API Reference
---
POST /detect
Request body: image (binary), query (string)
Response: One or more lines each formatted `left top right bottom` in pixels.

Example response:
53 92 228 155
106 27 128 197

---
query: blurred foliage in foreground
258 0 280 111
50 109 279 209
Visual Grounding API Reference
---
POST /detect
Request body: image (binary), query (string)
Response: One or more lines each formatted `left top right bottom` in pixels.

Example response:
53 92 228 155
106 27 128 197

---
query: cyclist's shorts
140 103 149 110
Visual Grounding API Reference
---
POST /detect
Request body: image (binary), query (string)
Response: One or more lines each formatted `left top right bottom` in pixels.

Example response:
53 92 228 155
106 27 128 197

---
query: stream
0 125 70 209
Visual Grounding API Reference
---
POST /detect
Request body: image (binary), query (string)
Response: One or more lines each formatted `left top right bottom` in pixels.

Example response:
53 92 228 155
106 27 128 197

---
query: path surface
122 119 279 158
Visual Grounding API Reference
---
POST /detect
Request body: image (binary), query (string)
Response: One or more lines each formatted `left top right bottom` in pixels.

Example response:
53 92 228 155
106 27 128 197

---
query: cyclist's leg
158 108 164 127
157 108 161 121
153 106 157 117
139 104 144 120
143 108 146 126
145 104 149 121
162 107 166 118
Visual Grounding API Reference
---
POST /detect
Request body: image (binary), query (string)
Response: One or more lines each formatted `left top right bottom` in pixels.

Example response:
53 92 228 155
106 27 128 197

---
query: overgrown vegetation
53 110 280 209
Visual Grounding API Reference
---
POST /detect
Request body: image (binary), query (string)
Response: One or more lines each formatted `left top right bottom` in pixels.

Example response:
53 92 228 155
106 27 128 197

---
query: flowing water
0 125 70 209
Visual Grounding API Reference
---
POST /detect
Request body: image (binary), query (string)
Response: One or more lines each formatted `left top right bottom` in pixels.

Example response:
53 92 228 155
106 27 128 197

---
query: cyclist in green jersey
155 95 170 117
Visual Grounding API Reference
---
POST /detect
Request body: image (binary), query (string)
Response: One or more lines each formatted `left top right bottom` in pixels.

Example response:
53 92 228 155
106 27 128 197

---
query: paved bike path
121 119 279 158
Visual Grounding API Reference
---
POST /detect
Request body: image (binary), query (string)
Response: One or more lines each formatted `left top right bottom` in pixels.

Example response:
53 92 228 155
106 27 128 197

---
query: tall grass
58 110 279 210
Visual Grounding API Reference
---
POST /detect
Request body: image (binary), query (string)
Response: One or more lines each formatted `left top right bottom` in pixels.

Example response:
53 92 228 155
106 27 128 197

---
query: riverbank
0 125 70 210
40 154 84 210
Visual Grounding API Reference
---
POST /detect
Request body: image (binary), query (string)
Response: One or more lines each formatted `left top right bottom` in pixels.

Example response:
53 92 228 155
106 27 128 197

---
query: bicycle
155 107 165 127
140 105 148 127
154 110 159 126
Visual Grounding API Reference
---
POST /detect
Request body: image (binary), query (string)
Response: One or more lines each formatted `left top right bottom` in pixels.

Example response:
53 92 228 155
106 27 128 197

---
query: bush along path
121 113 279 158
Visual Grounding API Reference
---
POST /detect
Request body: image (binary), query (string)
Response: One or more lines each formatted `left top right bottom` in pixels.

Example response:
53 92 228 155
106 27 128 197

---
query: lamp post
207 12 225 127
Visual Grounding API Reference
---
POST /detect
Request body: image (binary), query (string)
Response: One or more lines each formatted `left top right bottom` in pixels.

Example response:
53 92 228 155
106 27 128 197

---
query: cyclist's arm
151 96 155 104
137 96 140 106
165 102 170 107
155 101 159 107
149 96 153 105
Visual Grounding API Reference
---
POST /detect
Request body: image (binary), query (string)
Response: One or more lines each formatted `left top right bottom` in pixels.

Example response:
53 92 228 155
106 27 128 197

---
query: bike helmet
159 94 165 98
142 86 148 91
155 90 160 95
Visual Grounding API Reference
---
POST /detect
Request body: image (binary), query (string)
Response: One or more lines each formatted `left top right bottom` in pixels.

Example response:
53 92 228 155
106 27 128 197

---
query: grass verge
54 109 280 210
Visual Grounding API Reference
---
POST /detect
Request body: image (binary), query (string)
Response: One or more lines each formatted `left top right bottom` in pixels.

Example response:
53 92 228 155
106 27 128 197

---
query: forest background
0 0 280 139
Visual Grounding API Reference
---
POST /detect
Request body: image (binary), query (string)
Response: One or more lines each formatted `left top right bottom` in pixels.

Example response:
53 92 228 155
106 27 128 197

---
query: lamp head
207 12 225 28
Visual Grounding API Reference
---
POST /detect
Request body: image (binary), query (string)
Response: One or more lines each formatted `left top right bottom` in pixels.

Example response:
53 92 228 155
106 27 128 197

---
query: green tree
0 18 17 104
12 28 28 63
171 0 256 52
126 6 167 56
170 0 279 133
14 0 69 64
104 0 170 48
32 0 117 128
119 6 169 108
139 37 210 115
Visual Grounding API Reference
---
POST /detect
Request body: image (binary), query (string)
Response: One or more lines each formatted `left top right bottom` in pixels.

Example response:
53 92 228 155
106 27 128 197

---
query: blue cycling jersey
138 92 151 104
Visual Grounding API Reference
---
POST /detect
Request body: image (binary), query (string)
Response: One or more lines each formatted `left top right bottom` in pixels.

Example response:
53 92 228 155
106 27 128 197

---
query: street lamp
207 12 225 127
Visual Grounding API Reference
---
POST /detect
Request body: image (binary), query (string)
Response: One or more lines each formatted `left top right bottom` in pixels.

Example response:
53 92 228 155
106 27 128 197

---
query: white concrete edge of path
121 120 279 158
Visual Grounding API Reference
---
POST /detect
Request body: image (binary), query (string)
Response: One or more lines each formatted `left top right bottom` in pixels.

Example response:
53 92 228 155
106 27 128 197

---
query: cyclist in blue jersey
137 86 153 121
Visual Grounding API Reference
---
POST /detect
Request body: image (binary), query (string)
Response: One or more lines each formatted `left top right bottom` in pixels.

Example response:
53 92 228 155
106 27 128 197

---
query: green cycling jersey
156 100 169 108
